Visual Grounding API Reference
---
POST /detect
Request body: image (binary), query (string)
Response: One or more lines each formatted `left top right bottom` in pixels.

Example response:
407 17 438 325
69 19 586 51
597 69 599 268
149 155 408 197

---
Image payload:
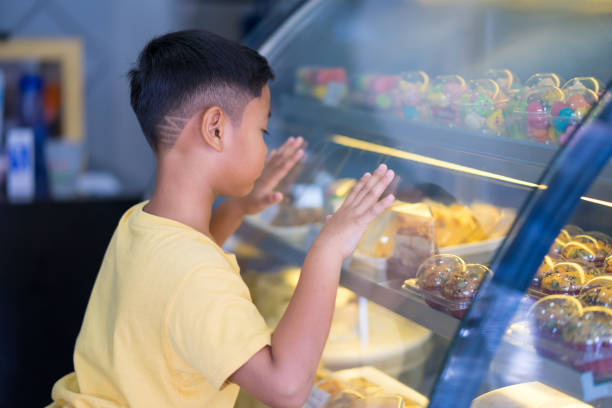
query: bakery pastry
386 203 437 280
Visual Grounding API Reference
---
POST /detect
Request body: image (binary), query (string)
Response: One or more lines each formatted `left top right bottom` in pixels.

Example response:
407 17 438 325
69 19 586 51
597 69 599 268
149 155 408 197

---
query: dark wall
0 199 139 407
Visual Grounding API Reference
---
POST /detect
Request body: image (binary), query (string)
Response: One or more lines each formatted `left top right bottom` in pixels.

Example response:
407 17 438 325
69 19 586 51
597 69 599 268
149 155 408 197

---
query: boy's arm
209 137 304 246
230 164 395 408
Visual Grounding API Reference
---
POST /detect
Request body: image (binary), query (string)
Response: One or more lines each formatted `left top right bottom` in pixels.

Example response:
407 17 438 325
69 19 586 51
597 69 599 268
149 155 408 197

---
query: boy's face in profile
225 84 271 196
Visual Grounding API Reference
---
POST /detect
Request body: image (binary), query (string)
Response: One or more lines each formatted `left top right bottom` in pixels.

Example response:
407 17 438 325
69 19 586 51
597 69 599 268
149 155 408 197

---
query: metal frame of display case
243 0 612 405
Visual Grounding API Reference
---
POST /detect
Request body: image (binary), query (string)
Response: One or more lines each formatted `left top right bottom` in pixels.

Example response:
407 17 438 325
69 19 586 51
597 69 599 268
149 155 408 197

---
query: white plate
330 366 429 407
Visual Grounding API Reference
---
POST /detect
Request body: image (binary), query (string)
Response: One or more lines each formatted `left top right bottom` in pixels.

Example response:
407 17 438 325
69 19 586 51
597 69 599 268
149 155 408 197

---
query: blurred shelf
279 94 612 187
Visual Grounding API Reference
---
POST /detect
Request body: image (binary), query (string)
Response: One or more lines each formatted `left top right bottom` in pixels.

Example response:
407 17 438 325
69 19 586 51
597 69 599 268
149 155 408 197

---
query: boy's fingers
267 137 303 170
355 168 394 212
262 148 304 189
353 164 388 204
344 172 371 205
362 194 395 223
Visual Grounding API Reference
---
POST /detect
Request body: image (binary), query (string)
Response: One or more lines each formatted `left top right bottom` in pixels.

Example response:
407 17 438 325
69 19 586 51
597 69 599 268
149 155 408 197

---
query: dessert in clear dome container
556 77 603 145
562 307 612 373
562 236 607 267
561 239 601 267
458 78 508 135
540 262 591 295
413 254 466 315
399 70 430 121
531 255 556 288
426 74 468 126
578 276 612 308
528 294 583 340
505 73 565 144
548 228 573 257
586 231 612 260
441 263 492 318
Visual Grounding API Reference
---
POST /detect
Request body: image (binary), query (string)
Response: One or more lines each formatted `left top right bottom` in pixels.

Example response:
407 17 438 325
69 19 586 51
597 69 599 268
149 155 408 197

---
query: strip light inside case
331 134 612 208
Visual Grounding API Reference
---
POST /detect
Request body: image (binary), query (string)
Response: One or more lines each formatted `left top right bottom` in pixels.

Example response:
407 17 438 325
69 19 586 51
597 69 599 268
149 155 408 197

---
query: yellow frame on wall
0 38 84 142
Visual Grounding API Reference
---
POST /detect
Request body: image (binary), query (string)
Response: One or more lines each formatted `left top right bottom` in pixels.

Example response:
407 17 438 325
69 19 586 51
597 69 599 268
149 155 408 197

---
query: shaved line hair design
128 29 274 153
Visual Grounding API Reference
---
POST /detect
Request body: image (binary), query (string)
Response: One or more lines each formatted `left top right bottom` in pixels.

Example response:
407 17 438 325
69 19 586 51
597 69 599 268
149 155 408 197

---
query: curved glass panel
233 1 612 406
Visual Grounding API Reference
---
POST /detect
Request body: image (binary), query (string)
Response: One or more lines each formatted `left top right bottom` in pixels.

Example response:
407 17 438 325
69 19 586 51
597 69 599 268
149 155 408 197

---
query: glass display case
233 1 612 406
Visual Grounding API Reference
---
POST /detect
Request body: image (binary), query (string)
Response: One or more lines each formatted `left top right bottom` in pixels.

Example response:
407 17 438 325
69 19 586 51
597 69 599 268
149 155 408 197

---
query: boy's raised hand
315 164 396 260
238 136 305 215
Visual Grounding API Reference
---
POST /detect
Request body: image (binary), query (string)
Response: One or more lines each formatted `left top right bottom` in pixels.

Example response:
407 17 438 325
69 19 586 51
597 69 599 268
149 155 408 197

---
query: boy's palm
318 164 395 259
239 136 305 215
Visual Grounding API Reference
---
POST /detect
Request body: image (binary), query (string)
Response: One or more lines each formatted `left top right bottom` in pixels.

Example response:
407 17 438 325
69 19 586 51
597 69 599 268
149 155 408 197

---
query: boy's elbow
268 373 312 408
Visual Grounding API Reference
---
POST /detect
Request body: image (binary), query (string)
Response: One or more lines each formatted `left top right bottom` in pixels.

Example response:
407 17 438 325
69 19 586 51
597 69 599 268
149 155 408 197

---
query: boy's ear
200 106 225 152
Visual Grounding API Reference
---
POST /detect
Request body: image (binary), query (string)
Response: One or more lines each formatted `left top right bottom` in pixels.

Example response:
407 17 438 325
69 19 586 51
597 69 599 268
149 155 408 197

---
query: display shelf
278 94 612 186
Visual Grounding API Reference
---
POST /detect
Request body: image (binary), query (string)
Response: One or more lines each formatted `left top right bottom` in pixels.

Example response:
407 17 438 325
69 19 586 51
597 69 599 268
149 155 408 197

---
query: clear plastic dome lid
486 68 520 93
528 295 583 336
564 224 584 237
562 306 612 348
578 276 612 308
442 264 492 300
524 73 563 89
416 254 466 290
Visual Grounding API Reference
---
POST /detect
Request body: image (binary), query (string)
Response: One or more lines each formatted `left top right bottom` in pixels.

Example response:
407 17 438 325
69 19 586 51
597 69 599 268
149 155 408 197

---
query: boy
49 30 395 408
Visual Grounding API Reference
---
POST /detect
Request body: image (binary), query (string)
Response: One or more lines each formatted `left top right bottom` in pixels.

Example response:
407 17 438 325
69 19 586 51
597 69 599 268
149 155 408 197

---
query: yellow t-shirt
48 202 271 407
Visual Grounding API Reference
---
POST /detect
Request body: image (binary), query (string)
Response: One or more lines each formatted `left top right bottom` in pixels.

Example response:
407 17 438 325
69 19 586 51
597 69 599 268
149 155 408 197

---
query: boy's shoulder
118 201 238 272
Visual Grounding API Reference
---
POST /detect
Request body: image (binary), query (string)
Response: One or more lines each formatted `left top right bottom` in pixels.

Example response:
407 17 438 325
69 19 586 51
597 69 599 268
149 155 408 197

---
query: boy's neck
143 163 216 240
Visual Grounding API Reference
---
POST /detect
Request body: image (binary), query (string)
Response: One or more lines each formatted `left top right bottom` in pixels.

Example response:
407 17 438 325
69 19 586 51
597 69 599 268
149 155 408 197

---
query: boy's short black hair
128 29 274 152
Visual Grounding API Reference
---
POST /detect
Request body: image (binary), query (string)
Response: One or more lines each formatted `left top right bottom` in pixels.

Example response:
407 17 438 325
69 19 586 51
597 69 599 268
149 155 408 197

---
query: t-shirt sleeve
167 266 271 390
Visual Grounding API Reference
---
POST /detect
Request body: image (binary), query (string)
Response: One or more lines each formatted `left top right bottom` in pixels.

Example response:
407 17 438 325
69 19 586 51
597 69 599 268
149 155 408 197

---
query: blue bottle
19 68 49 199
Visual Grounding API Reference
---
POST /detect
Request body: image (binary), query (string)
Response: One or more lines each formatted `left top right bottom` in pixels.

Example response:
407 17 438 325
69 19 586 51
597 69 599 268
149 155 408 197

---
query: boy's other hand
238 136 305 215
314 164 395 260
